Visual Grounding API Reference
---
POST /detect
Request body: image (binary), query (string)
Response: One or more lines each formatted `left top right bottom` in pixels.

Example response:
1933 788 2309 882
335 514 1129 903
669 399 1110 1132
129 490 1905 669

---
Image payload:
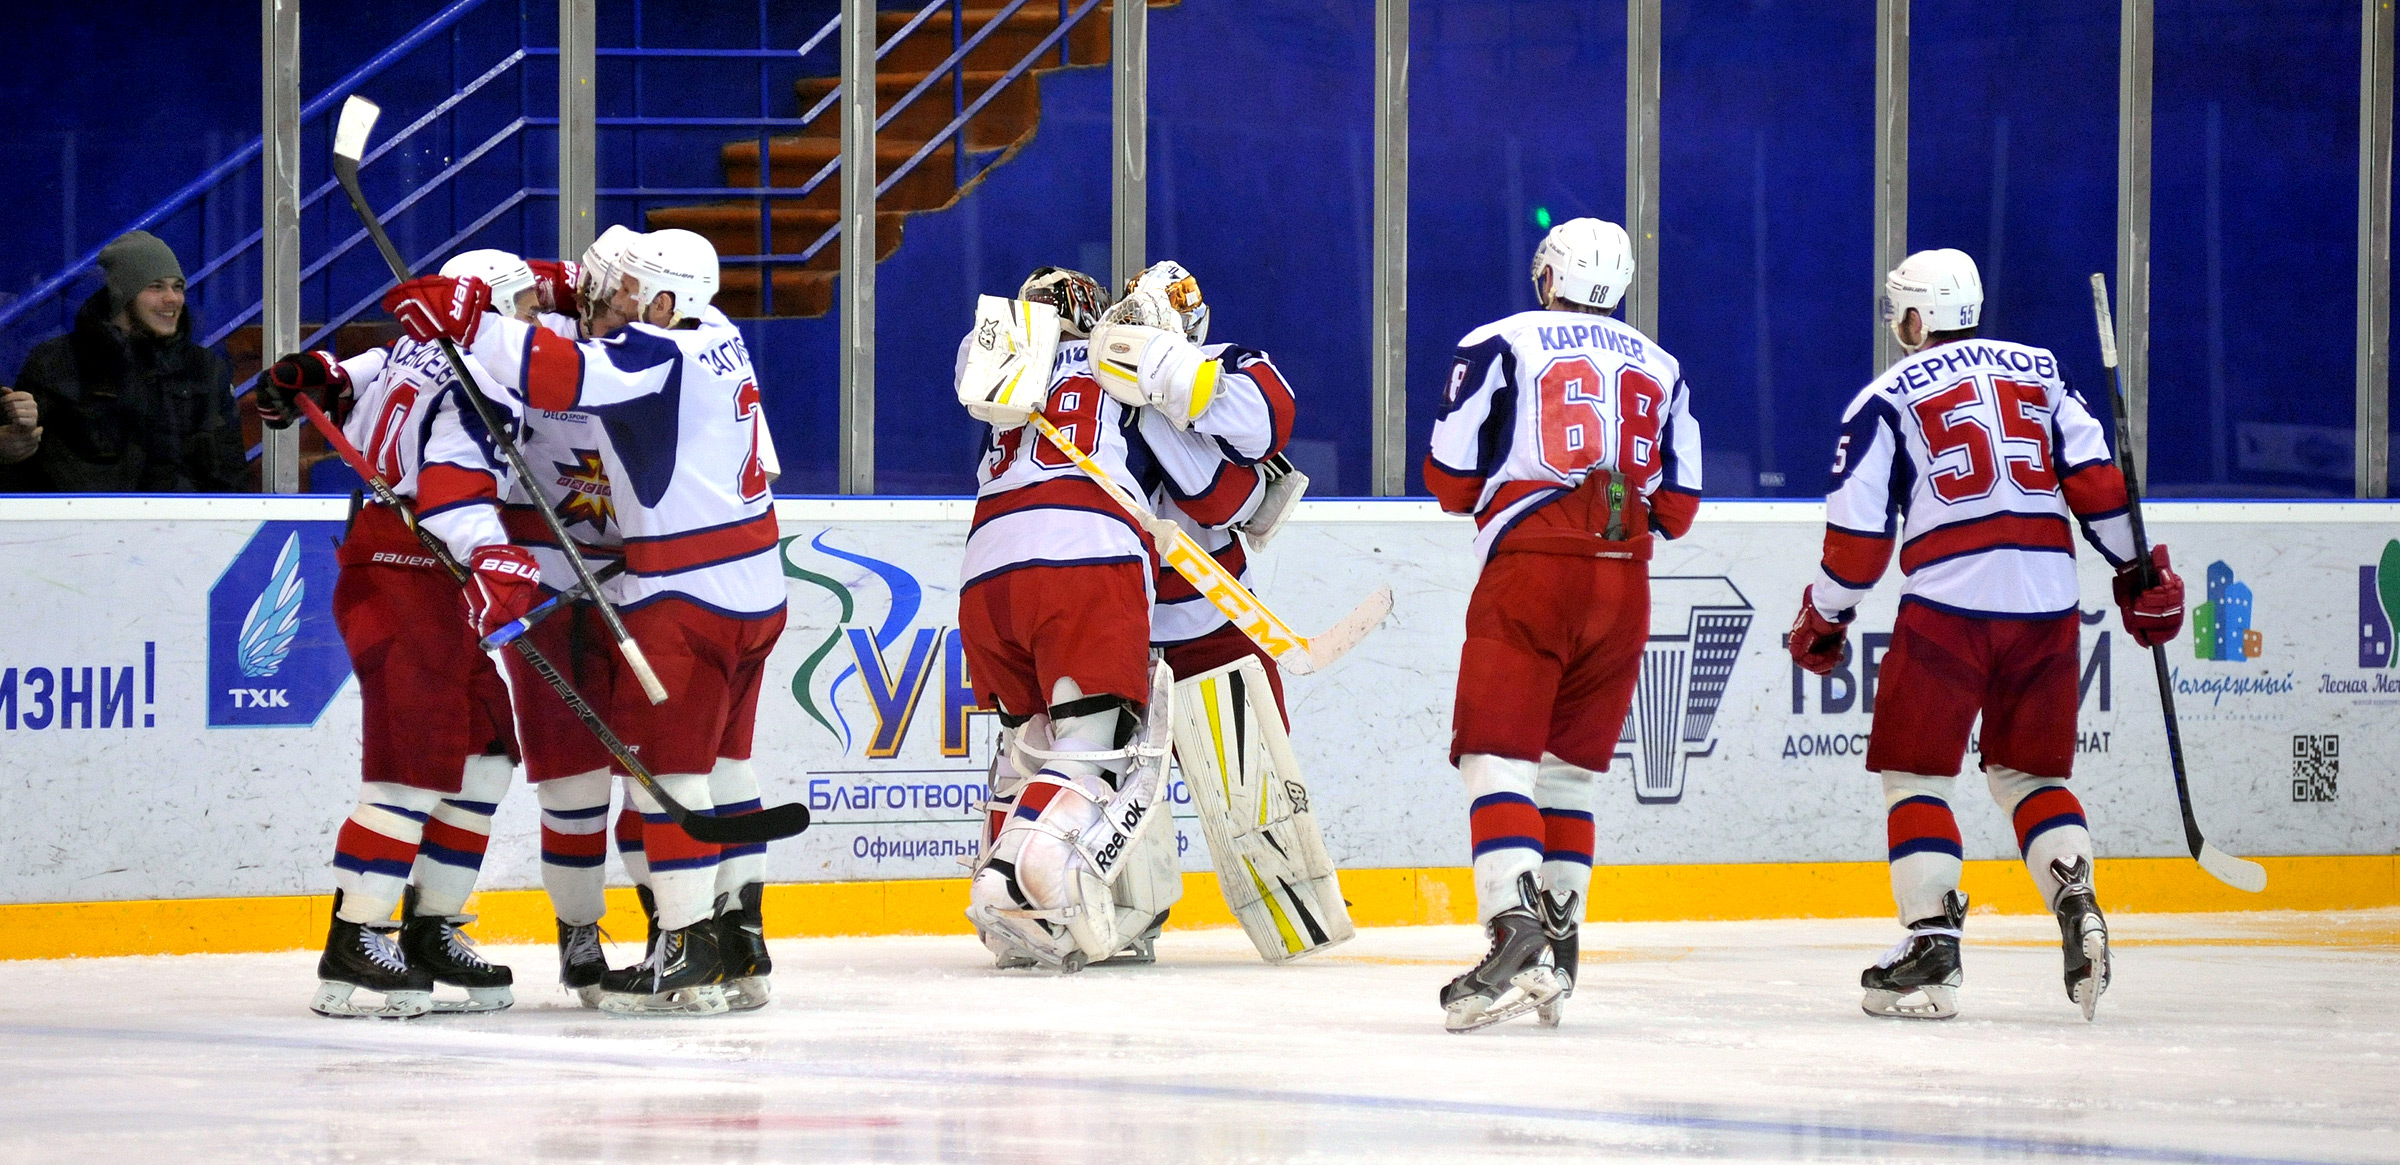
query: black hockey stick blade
677 802 812 846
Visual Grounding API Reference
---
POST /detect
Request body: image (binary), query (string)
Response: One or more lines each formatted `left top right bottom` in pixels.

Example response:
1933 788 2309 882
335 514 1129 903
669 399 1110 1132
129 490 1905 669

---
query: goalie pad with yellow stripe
1172 657 1354 962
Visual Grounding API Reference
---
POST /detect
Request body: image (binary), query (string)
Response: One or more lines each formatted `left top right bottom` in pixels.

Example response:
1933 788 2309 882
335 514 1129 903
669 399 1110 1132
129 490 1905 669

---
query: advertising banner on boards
1 500 2392 905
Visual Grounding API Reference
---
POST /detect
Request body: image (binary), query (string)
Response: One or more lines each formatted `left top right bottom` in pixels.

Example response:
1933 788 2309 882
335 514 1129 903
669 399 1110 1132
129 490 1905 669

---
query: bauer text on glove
458 544 544 639
382 275 491 347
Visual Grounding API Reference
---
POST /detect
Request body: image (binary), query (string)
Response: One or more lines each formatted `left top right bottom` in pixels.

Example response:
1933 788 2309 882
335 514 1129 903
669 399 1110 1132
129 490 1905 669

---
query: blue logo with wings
209 521 352 727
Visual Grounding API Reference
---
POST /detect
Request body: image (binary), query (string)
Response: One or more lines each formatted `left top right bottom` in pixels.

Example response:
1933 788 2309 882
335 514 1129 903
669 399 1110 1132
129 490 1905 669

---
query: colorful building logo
208 521 353 728
2362 539 2400 669
2192 560 2264 662
780 532 992 759
1617 576 1752 804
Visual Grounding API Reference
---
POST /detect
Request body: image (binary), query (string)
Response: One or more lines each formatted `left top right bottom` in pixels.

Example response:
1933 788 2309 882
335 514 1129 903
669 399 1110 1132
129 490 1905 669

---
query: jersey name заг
1426 309 1703 557
1812 338 2135 620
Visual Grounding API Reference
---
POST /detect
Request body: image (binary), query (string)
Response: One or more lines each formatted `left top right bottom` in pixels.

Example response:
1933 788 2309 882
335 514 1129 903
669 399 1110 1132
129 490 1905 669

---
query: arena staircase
646 1 1173 318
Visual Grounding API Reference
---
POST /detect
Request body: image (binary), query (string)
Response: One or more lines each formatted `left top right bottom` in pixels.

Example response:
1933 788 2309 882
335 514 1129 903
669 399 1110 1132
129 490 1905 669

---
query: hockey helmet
439 249 538 321
1531 218 1635 311
622 228 720 326
1883 249 1983 346
1019 266 1109 338
1128 260 1209 345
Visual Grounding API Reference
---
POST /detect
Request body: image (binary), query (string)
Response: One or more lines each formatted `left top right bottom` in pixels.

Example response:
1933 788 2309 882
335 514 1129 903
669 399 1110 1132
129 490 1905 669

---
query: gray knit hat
98 230 184 312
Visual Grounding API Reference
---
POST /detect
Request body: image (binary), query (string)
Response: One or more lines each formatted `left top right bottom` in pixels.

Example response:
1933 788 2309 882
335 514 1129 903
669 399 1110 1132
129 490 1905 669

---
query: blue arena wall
0 0 2386 498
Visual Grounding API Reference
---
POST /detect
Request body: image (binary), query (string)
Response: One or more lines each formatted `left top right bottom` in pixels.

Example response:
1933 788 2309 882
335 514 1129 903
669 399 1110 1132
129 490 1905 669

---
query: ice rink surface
5 910 2395 1164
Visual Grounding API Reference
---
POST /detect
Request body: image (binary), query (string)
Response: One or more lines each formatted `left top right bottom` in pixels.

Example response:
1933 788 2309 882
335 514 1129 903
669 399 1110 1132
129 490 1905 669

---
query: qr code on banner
2291 735 2338 803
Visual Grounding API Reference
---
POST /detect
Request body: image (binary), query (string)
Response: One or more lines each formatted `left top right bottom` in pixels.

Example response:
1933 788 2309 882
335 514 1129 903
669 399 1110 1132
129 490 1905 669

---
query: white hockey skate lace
440 919 493 969
359 926 408 974
562 923 605 966
1874 926 1963 968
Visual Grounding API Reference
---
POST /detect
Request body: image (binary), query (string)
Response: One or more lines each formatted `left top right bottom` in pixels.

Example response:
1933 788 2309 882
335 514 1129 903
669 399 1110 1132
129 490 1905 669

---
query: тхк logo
209 521 353 728
1617 576 1752 805
2362 539 2400 669
2192 560 2263 662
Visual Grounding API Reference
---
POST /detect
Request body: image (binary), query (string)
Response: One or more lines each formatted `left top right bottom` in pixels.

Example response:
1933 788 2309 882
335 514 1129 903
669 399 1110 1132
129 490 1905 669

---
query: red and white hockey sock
1988 766 2094 908
332 782 443 924
709 757 767 901
1460 754 1544 923
1533 755 1597 909
1882 771 1964 925
614 800 649 886
628 772 719 930
408 754 512 917
537 769 614 927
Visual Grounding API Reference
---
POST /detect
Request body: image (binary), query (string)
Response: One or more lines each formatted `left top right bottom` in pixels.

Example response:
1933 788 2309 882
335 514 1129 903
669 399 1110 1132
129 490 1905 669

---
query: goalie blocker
1173 656 1355 962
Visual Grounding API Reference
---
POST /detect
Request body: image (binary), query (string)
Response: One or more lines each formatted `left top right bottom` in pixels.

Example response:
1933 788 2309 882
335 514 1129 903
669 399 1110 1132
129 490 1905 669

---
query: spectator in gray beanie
7 229 245 492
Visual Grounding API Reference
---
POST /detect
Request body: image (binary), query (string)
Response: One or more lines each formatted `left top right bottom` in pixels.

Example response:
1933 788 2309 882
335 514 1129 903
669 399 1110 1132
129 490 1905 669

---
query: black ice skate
1536 888 1580 1028
311 891 433 1019
635 884 661 960
2051 857 2110 1021
1861 890 1966 1020
399 887 513 1013
597 919 727 1017
1440 874 1562 1033
558 919 608 1008
717 883 773 1012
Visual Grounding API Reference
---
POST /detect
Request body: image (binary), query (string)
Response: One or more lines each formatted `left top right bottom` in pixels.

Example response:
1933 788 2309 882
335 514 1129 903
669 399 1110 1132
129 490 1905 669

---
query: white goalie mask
1128 260 1209 345
622 228 721 327
439 249 538 322
1883 248 1983 349
577 224 643 329
1531 218 1635 311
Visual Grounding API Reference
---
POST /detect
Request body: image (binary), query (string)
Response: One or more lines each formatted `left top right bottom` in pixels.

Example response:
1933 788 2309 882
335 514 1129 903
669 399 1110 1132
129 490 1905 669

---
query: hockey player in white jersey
255 249 556 1017
385 228 786 1016
1786 248 2185 1021
1425 218 1703 1031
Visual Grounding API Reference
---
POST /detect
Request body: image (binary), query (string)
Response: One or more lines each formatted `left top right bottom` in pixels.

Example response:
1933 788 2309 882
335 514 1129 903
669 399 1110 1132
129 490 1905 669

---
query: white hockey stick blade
2197 842 2268 893
2088 272 2119 368
334 96 381 164
1297 584 1394 674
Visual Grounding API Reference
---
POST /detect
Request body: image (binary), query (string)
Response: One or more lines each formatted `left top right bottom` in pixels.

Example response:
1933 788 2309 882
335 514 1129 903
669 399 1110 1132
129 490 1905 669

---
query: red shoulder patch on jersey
523 329 585 412
2060 461 2130 518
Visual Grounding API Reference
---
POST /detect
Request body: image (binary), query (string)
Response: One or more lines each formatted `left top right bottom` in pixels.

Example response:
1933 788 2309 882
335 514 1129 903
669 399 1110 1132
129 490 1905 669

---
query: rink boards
2 496 2396 949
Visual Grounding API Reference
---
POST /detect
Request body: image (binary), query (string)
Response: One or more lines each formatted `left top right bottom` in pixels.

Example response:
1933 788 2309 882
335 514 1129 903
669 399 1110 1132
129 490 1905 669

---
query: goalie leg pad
1174 656 1355 962
965 665 1177 969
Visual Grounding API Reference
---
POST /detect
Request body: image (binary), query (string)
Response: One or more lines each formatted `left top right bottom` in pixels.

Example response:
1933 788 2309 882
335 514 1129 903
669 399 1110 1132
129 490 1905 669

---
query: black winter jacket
10 288 246 492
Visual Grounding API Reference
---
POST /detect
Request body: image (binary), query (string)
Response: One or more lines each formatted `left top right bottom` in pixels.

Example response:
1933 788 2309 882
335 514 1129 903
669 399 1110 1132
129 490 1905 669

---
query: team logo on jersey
208 522 353 728
2191 560 2265 662
552 448 615 534
1616 576 1753 804
2360 539 2400 670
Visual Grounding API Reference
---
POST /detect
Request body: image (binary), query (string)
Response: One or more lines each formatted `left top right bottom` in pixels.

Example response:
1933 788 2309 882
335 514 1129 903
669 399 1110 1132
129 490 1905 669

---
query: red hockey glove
383 275 490 347
1787 586 1854 676
527 258 581 316
458 544 544 639
255 350 351 430
2112 543 2185 647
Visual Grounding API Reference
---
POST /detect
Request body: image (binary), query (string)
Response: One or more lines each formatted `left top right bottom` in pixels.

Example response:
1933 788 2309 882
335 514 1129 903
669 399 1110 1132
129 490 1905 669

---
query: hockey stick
480 559 628 652
2087 273 2267 893
295 396 808 845
1026 411 1393 675
331 95 668 707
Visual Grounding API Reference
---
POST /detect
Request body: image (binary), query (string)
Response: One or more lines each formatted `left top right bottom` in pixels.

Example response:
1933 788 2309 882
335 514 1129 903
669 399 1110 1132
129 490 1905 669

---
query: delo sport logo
1615 576 1752 805
208 522 352 727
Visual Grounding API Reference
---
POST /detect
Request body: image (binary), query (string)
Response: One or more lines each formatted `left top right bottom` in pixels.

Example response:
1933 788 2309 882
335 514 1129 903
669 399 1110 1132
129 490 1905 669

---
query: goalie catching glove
255 350 352 430
458 544 544 639
1090 287 1221 430
2111 544 2186 647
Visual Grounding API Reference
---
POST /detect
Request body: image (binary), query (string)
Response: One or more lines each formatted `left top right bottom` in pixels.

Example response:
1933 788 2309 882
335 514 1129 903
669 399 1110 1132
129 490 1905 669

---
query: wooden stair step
874 5 1112 74
720 139 959 211
644 204 906 268
714 267 835 318
791 69 1043 152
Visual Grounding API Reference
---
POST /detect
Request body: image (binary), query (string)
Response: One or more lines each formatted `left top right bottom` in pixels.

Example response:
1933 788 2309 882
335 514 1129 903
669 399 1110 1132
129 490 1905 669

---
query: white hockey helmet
1531 218 1635 311
1883 248 1983 345
439 248 538 321
577 224 643 325
621 228 720 326
1128 260 1208 345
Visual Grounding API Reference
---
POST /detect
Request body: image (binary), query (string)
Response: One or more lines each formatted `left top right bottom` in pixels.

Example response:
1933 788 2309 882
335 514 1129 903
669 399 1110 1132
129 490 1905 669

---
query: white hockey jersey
959 337 1156 591
332 336 505 572
1809 337 2135 620
1135 344 1297 646
1427 309 1703 561
462 313 785 618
